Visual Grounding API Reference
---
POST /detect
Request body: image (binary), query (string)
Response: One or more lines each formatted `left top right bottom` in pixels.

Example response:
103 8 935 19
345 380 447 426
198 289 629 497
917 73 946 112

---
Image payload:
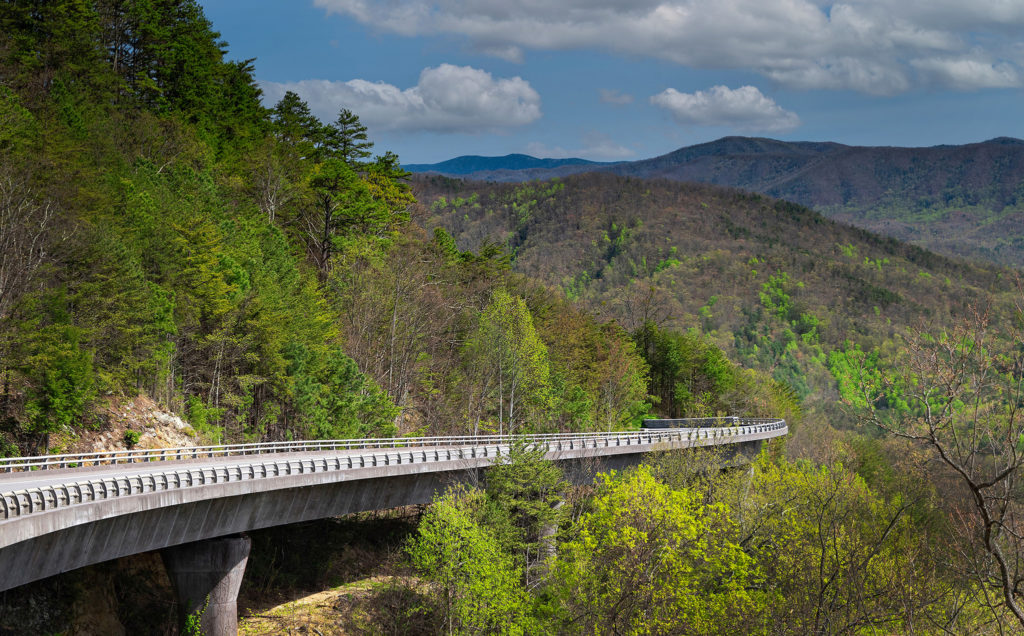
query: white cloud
650 85 801 132
312 0 1024 94
599 89 634 105
474 44 524 63
525 133 635 160
261 64 541 133
911 57 1021 90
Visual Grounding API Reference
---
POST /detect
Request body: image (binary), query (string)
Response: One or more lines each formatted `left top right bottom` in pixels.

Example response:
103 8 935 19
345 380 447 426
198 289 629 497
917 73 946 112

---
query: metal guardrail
0 418 785 522
0 416 759 472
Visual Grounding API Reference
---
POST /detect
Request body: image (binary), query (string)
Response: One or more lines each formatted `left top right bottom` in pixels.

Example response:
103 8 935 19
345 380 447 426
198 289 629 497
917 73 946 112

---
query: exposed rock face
61 395 197 454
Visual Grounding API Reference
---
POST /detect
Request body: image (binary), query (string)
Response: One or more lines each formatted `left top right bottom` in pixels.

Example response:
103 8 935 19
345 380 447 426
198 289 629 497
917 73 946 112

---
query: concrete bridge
0 418 786 634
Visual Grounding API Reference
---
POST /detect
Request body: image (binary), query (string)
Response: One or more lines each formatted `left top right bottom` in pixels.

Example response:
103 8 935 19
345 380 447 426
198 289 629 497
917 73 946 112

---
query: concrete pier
161 535 251 636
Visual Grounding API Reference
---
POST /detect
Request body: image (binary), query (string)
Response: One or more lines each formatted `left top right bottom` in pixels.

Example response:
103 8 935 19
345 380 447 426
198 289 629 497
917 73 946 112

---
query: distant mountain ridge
407 137 1024 267
403 153 615 175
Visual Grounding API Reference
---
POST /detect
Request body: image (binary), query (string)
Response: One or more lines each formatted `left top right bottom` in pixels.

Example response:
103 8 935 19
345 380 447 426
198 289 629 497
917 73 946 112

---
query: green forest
3 2 1024 634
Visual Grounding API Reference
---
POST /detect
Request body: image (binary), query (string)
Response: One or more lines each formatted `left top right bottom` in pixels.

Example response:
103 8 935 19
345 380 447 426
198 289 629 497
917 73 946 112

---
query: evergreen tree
323 107 372 165
305 158 376 280
363 151 414 230
271 90 322 157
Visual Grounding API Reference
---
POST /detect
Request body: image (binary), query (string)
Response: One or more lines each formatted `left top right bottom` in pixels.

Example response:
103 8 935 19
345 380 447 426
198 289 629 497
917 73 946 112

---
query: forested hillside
409 137 1024 267
0 1 680 457
410 174 1024 633
418 174 1018 430
7 3 1024 634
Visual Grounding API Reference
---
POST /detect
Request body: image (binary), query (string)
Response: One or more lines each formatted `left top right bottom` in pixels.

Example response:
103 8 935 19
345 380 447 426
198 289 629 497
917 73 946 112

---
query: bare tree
252 155 291 223
606 282 674 334
0 173 57 322
0 171 64 422
861 304 1024 629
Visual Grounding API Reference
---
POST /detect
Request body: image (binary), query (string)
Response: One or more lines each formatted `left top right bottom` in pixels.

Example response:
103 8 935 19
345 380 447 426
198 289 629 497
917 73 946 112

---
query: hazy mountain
403 153 616 176
413 137 1024 267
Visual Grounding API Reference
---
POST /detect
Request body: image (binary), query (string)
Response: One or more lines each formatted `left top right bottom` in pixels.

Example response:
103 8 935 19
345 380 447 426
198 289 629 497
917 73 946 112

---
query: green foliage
289 346 398 440
727 457 936 633
332 231 646 438
271 90 322 158
759 272 818 341
421 172 1018 433
322 108 373 165
3 4 1014 625
550 466 765 634
634 321 737 417
407 486 534 635
122 429 141 448
432 227 464 263
23 325 96 448
631 319 803 422
0 85 39 155
304 156 408 279
393 451 967 635
181 595 209 636
185 395 222 440
501 180 564 228
363 151 414 228
537 307 650 430
464 289 552 433
482 441 567 584
828 341 906 411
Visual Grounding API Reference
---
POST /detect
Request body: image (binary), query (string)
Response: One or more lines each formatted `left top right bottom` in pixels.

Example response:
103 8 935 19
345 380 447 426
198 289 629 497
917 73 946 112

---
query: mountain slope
415 172 1017 424
413 137 1024 267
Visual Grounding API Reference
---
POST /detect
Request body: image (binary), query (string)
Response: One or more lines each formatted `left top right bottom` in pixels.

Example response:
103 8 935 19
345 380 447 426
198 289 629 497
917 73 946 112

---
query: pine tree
271 90 322 155
323 108 373 166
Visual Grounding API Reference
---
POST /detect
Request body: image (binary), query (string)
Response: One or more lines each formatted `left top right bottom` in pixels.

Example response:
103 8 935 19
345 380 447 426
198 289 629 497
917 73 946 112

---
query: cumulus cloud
312 0 1024 94
525 133 635 160
911 57 1021 90
261 64 541 133
651 85 801 132
599 89 634 105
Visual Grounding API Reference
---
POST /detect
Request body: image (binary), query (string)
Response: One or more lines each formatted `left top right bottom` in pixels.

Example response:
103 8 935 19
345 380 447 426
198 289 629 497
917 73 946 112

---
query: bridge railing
0 419 786 521
0 416 771 473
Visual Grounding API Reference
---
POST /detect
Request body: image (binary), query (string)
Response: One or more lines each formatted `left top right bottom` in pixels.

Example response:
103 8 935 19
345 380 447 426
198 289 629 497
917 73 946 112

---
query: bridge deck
0 419 786 595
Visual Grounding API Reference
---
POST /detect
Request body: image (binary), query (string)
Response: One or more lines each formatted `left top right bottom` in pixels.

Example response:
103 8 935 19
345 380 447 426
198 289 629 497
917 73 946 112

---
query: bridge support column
539 500 564 562
161 534 250 636
536 499 565 582
739 439 764 460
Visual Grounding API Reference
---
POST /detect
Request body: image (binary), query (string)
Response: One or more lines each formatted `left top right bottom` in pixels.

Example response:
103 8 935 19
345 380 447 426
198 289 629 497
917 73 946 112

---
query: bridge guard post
161 534 251 636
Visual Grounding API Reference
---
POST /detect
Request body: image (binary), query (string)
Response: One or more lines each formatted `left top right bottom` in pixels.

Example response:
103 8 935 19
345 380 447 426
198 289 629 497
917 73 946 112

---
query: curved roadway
0 419 786 593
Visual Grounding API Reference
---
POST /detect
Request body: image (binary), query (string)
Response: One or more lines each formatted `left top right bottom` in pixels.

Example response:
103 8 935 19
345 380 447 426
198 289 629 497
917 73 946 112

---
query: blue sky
202 0 1024 164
